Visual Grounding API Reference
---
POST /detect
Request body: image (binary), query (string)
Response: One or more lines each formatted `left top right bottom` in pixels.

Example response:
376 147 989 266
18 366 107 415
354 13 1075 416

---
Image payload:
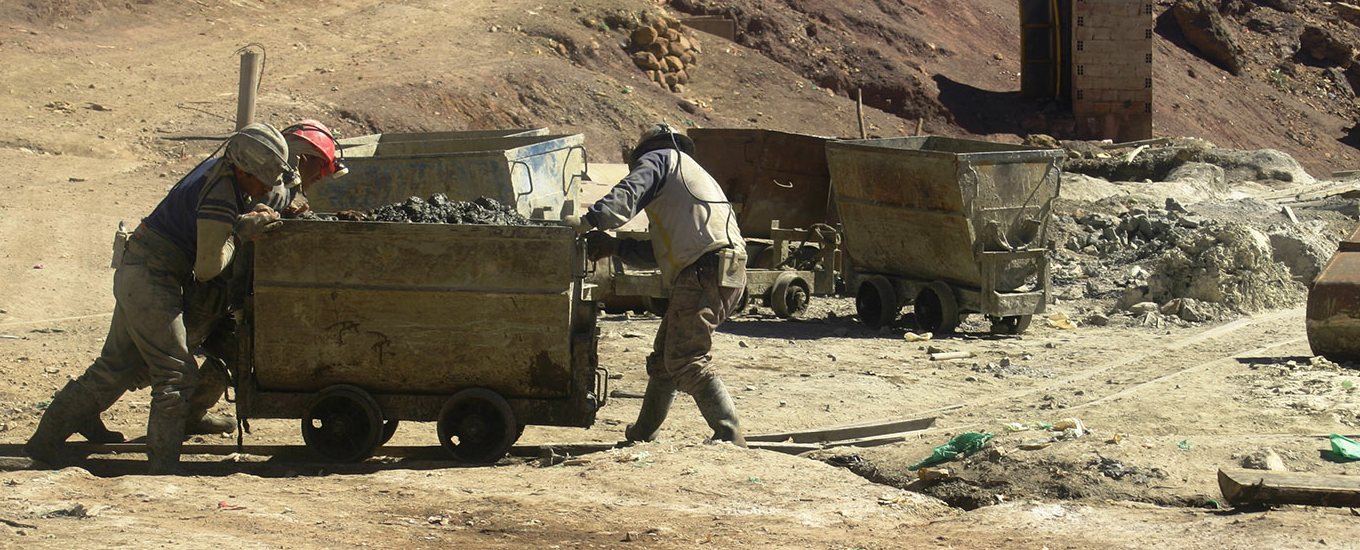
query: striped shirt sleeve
197 176 243 225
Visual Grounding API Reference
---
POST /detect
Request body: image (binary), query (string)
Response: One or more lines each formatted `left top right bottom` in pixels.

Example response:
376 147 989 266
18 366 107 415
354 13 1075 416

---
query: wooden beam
747 415 937 444
1219 468 1360 507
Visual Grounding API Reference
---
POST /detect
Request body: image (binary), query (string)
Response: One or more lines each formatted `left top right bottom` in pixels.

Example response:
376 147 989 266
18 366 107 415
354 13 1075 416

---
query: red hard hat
283 119 347 179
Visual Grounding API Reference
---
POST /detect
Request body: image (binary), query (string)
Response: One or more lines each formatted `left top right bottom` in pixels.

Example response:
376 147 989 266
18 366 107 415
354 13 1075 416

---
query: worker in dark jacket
24 123 291 473
566 124 749 446
74 120 350 444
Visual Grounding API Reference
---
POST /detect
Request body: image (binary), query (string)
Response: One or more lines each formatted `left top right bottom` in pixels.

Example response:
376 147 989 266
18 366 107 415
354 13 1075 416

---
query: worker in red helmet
276 119 349 216
74 120 351 446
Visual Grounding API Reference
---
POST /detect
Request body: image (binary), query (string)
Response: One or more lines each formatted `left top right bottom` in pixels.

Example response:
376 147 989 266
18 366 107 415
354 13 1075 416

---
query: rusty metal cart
234 221 603 464
310 130 587 222
592 129 841 319
826 136 1062 334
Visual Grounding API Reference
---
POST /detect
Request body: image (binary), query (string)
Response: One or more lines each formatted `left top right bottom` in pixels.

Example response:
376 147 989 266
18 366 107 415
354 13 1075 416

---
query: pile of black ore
307 194 532 226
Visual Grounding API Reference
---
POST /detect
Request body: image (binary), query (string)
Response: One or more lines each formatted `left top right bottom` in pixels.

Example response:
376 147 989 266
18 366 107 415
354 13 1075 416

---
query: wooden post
915 117 925 136
856 89 867 139
235 50 262 130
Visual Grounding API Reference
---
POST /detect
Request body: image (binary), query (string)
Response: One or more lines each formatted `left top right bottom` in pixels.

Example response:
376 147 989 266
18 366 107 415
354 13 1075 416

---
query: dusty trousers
66 225 199 472
633 250 746 443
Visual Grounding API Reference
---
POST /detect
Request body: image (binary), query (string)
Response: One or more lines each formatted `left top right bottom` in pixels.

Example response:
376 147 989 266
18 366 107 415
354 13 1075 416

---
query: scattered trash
904 331 932 342
39 503 94 519
917 467 955 481
1046 312 1076 330
908 432 993 470
928 351 973 361
621 331 645 339
1177 439 1193 452
217 501 246 511
1329 434 1360 462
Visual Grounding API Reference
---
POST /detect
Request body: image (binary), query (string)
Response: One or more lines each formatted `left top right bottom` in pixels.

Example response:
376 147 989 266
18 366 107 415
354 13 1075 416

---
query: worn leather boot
691 377 747 448
624 376 677 443
24 381 106 466
184 358 234 437
146 404 188 475
76 416 126 444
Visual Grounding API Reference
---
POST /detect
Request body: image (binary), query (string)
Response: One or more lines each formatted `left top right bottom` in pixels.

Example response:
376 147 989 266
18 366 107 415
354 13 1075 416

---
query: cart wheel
437 388 519 464
989 315 1033 335
643 296 669 317
855 276 898 329
300 385 384 462
770 273 811 319
914 281 961 334
378 420 400 446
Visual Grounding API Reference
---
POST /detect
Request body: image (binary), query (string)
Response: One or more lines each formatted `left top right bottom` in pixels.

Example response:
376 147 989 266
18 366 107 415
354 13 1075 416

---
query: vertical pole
235 50 261 130
855 89 867 139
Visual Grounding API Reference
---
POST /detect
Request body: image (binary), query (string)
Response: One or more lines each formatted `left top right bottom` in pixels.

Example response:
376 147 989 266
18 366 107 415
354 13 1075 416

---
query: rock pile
1136 223 1304 312
625 14 702 93
1062 199 1207 261
310 194 532 226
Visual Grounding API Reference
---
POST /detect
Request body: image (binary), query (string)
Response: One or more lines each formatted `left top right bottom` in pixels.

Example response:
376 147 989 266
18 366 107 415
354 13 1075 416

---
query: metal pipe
235 50 261 130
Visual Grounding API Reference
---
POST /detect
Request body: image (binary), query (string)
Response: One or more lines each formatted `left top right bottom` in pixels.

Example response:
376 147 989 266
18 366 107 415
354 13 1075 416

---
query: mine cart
1306 225 1360 362
593 129 841 319
233 221 604 464
309 131 587 221
825 137 1062 334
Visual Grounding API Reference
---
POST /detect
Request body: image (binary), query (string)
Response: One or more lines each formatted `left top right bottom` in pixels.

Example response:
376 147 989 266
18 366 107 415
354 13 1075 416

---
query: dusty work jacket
584 148 744 286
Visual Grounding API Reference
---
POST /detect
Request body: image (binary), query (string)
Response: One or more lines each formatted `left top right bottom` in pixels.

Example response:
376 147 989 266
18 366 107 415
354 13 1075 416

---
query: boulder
1172 0 1245 75
646 38 670 59
632 51 659 71
1268 223 1335 284
1166 162 1227 192
663 55 685 72
631 26 658 48
1200 148 1314 184
1299 25 1356 66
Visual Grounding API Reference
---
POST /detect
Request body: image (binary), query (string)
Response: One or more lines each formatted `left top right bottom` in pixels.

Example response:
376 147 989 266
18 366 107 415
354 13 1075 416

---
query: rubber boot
184 358 234 437
624 376 677 443
23 381 106 466
76 416 126 444
146 403 188 475
691 377 747 448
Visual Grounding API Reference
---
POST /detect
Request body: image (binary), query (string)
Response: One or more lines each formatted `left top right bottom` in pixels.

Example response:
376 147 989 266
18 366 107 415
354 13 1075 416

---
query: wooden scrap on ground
1219 468 1360 507
929 351 973 361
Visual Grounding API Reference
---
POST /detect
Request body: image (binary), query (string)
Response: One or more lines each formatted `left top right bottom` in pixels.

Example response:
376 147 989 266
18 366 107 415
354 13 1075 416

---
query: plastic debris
1047 312 1076 330
908 432 993 470
917 467 955 481
1329 434 1360 462
904 331 933 342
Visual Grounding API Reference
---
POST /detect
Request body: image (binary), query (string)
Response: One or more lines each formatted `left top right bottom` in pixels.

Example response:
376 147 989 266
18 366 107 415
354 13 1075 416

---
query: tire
378 420 400 446
437 388 519 465
855 276 898 329
914 281 961 334
300 385 384 462
770 273 811 319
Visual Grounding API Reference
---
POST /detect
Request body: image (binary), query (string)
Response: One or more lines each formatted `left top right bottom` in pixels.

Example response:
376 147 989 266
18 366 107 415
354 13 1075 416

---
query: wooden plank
747 416 937 444
1219 468 1360 507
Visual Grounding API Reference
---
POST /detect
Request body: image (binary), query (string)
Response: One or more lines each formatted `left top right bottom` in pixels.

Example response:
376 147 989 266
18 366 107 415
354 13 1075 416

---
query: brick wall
1071 0 1153 141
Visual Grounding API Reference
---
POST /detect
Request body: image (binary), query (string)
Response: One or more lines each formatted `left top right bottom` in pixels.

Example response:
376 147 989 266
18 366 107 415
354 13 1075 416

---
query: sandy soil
2 0 1360 548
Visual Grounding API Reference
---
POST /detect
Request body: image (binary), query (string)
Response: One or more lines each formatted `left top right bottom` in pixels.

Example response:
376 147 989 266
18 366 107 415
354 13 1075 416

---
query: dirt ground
4 0 1360 548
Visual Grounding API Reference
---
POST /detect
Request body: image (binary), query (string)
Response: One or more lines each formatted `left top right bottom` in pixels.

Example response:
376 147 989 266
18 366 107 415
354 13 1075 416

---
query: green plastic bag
909 432 993 470
1329 434 1360 462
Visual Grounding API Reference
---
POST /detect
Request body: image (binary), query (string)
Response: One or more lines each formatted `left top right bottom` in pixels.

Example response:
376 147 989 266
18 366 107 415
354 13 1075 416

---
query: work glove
234 204 282 242
563 214 594 235
585 231 619 262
